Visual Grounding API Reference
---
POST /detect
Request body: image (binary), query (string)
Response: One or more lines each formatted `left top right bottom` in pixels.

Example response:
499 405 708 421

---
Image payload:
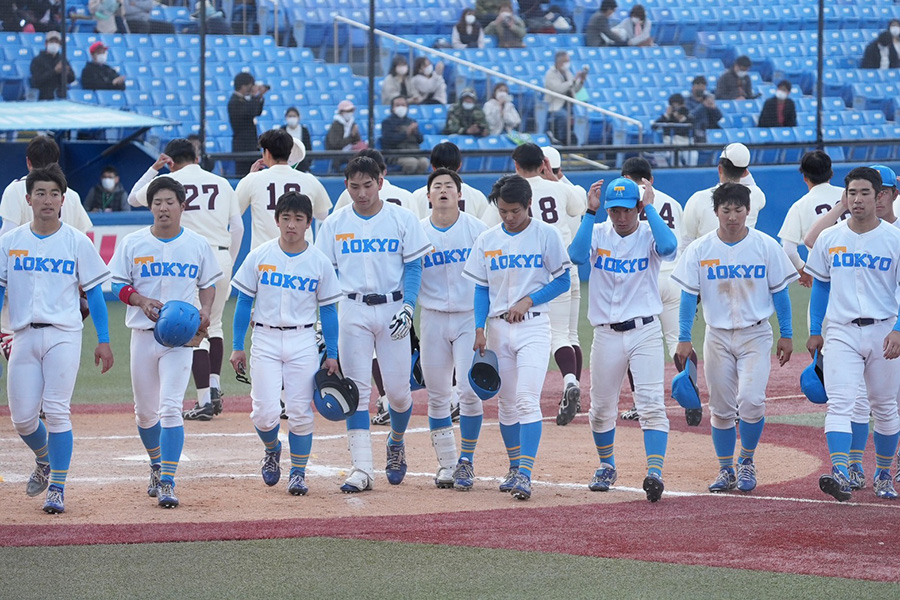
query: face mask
244 94 252 101
101 177 116 191
95 53 107 64
340 111 354 121
632 17 641 24
462 101 475 110
465 14 476 24
775 90 788 100
738 70 749 78
46 43 60 55
286 116 299 127
396 64 408 76
423 64 434 76
496 91 509 102
892 26 900 37
393 106 408 118
499 11 511 18
561 61 570 71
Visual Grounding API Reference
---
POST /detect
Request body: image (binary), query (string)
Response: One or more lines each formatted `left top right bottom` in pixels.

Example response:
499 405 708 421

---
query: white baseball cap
541 146 561 169
288 136 306 165
720 143 751 169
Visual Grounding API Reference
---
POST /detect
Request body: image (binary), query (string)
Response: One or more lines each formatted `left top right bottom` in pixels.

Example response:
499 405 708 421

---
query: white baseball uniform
334 178 415 214
109 227 222 429
0 178 93 234
236 165 331 249
778 182 845 271
681 183 766 246
0 223 109 436
672 229 798 427
410 182 489 220
231 239 342 435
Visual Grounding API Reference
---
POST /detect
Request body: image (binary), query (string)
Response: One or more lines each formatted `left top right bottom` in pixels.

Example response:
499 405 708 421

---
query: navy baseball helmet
410 349 426 391
469 349 501 401
801 349 827 405
153 300 201 348
672 359 701 410
313 368 360 421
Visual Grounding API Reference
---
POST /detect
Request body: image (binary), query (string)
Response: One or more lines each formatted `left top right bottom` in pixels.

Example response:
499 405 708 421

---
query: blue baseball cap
869 164 897 188
604 177 641 209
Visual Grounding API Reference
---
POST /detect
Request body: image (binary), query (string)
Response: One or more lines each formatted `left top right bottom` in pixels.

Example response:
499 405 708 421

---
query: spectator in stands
228 71 267 177
654 94 692 139
410 57 447 105
81 42 126 91
15 0 63 33
30 31 74 100
443 88 489 137
612 4 652 47
715 55 756 100
483 82 522 135
381 55 414 105
890 20 900 60
281 107 312 172
84 165 129 212
122 0 175 34
757 80 797 128
689 92 722 143
380 96 428 174
684 75 708 112
326 99 366 155
89 0 123 34
474 0 504 28
191 1 231 35
544 50 587 144
861 31 900 69
186 133 214 171
452 8 485 49
484 1 526 48
585 0 625 47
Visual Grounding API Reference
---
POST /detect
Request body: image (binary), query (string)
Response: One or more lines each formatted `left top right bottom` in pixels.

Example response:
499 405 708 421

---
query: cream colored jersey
0 223 109 331
315 202 432 297
132 166 240 249
639 188 684 275
231 239 342 327
462 219 570 316
109 226 222 330
777 183 846 247
681 183 766 245
0 177 92 233
236 165 331 249
419 212 488 313
672 228 798 330
523 175 583 246
410 182 489 220
333 178 415 214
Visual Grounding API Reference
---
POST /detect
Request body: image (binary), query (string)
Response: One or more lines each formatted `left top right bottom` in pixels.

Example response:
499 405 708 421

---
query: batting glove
389 304 414 340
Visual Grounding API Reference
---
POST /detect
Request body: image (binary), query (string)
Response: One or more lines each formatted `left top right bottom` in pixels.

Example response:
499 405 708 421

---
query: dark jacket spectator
443 88 489 137
228 72 266 176
684 76 708 112
757 81 797 128
861 32 900 69
84 168 129 212
30 32 74 100
585 0 625 47
325 100 364 151
653 93 693 138
16 0 63 32
381 97 428 174
81 42 125 90
689 94 722 143
715 55 756 100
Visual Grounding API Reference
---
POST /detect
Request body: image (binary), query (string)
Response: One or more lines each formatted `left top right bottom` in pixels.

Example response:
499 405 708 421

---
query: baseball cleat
211 387 223 416
620 407 640 421
453 458 475 490
42 485 65 514
261 448 282 487
708 467 737 493
873 470 898 500
643 472 664 502
147 463 161 497
588 463 618 492
26 459 51 497
288 471 309 496
510 472 532 500
157 482 179 508
819 467 852 502
183 402 214 421
435 467 454 489
848 463 866 490
371 398 390 426
340 468 373 493
736 458 757 493
385 442 407 485
555 383 580 426
498 467 518 492
685 408 702 427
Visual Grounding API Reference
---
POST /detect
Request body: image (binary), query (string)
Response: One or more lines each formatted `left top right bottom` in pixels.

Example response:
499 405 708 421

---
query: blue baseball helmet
672 359 701 410
153 300 201 348
469 349 501 401
313 368 360 421
801 349 827 405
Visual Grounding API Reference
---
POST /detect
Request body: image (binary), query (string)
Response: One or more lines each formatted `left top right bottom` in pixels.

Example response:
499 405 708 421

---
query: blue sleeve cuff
809 279 829 336
111 282 125 297
772 287 792 338
232 291 254 351
85 285 110 344
644 204 677 256
679 291 698 342
402 259 423 309
320 303 339 360
474 284 490 329
529 270 570 306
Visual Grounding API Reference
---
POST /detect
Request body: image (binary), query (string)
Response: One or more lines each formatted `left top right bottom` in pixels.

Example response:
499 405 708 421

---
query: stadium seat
477 136 515 172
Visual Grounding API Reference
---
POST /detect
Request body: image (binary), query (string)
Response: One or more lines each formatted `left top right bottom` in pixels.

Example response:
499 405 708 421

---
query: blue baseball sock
517 421 542 479
825 431 852 478
255 425 282 453
138 423 162 465
643 429 667 477
388 406 413 446
47 430 73 490
159 425 185 485
738 418 765 462
289 432 312 476
428 416 453 431
20 421 49 462
499 422 521 470
711 426 737 470
592 429 616 468
346 410 371 431
873 431 900 477
459 415 483 463
849 420 869 467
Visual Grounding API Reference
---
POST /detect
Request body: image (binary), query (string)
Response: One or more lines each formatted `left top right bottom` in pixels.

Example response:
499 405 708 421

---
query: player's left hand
389 304 414 340
473 328 487 355
797 267 813 288
640 178 655 208
94 342 114 374
587 179 605 212
806 335 823 358
250 158 267 173
540 157 559 182
137 297 164 322
323 357 339 375
506 296 533 323
883 330 900 359
776 337 792 367
229 350 246 374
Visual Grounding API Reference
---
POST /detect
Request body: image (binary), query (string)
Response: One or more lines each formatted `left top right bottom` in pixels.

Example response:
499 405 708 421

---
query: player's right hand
250 158 267 172
230 350 247 374
806 335 824 358
674 341 693 366
152 153 173 172
323 357 339 375
138 297 164 322
797 267 813 288
587 179 604 212
473 328 487 356
95 342 114 374
884 331 900 360
640 178 655 207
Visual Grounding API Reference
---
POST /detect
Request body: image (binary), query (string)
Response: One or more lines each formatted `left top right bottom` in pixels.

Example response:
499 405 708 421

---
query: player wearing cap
681 143 766 247
229 191 342 496
129 138 243 421
410 142 490 220
237 129 331 250
315 156 432 493
569 176 677 501
80 41 126 91
462 174 571 501
109 177 222 509
417 168 488 489
673 182 797 494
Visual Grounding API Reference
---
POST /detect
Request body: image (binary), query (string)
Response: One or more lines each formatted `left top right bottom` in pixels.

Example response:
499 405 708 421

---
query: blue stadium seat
69 90 97 104
747 128 779 163
95 90 127 108
477 136 515 172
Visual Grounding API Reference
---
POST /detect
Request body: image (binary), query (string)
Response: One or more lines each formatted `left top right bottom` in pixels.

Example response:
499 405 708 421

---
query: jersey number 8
527 196 559 223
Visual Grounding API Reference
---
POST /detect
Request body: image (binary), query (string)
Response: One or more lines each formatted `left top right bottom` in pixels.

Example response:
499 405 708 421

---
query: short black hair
692 75 707 86
718 157 746 181
164 138 197 165
26 164 67 195
713 182 751 212
430 142 462 170
258 129 293 162
668 93 685 106
285 106 299 117
799 151 833 186
345 156 382 182
489 174 531 209
101 165 118 176
26 136 60 169
275 191 312 221
147 176 186 205
427 167 462 194
734 55 751 69
621 156 652 181
234 71 254 90
845 166 882 194
355 148 387 172
776 79 792 91
390 95 408 108
511 142 544 171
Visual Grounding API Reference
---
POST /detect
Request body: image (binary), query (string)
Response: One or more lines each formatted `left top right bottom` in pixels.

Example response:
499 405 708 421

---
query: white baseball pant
196 247 233 350
419 308 482 420
548 288 573 354
567 270 581 348
131 329 193 429
490 314 551 426
657 273 680 359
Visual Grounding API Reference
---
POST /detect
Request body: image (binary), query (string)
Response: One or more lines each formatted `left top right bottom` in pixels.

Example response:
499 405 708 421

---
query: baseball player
237 129 331 250
2 165 113 514
315 156 432 492
462 174 572 501
418 168 488 489
673 183 797 494
333 149 416 213
568 176 677 502
806 166 900 501
410 141 490 220
230 192 342 496
110 176 222 509
128 138 243 421
510 143 585 427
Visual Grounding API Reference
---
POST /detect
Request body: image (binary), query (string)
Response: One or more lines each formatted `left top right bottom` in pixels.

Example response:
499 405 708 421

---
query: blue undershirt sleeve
809 279 830 336
679 290 699 342
0 285 5 314
319 303 339 359
772 287 793 339
529 270 571 306
232 291 254 351
402 259 422 309
474 284 490 329
111 281 125 298
85 285 110 344
644 204 677 256
568 214 594 265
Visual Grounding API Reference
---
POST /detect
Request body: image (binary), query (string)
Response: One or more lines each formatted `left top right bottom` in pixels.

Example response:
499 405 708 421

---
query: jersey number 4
184 184 220 211
266 183 302 210
639 203 675 228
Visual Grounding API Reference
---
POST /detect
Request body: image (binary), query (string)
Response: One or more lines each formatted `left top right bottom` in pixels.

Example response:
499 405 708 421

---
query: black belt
347 291 402 305
217 246 228 251
852 318 888 327
30 323 52 329
610 316 654 332
255 322 314 331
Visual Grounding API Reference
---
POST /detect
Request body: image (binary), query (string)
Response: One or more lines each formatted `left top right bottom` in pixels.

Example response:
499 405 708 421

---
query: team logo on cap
613 184 627 196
